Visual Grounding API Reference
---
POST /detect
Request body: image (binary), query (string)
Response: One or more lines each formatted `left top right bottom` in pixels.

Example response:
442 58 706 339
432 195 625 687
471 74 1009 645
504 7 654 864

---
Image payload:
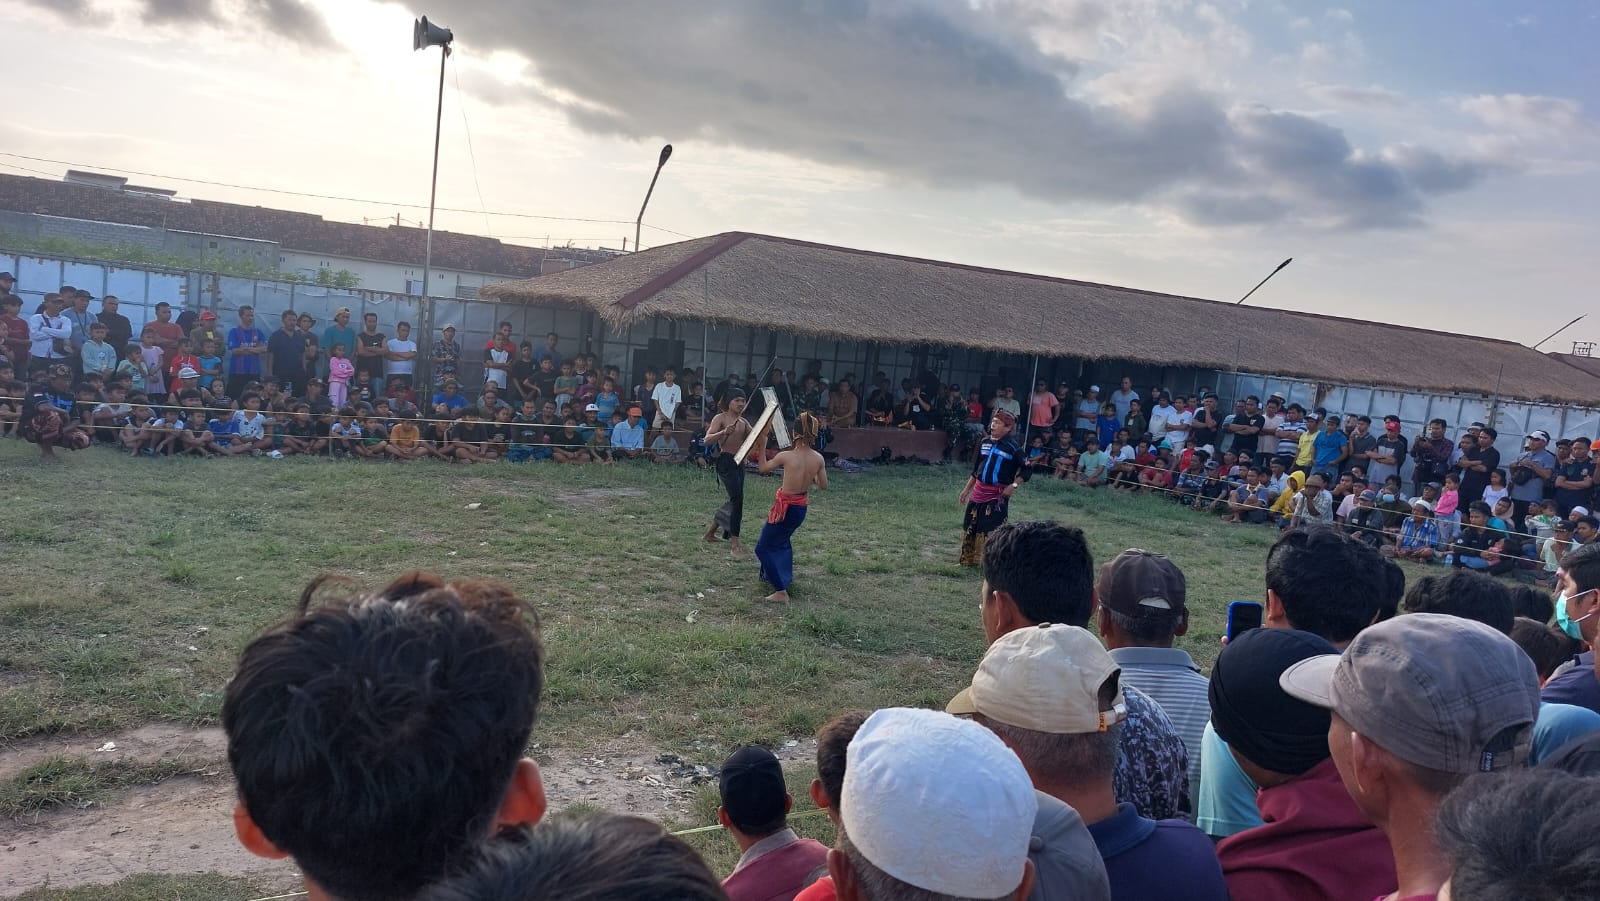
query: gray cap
1279 613 1539 775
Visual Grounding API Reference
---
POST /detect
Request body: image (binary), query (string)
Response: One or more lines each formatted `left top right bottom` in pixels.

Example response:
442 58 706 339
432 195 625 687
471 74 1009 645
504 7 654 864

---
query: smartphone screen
1226 601 1264 642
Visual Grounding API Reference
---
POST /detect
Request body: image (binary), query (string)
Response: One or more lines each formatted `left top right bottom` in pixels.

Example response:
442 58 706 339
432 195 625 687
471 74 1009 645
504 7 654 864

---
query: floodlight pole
1532 314 1587 350
1235 258 1294 305
422 45 450 300
635 144 673 253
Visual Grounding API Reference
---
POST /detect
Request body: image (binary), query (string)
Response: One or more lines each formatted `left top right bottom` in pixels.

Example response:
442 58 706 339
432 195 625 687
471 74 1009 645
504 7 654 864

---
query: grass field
2 438 1296 898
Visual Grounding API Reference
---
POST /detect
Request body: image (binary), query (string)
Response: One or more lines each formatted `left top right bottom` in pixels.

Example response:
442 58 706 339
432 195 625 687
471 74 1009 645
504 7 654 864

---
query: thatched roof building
482 231 1600 406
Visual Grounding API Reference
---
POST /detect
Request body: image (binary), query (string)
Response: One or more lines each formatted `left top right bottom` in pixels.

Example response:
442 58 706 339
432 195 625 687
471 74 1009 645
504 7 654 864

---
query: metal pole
422 46 449 300
1023 353 1040 448
1235 258 1293 305
701 269 710 422
635 168 661 254
1532 315 1586 350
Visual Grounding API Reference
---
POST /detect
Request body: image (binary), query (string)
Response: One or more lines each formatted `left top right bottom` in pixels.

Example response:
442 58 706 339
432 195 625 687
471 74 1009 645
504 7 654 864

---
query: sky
7 0 1599 346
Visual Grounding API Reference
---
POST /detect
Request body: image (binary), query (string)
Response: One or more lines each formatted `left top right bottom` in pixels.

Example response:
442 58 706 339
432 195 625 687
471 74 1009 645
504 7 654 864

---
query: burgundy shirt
722 830 829 901
1217 758 1397 901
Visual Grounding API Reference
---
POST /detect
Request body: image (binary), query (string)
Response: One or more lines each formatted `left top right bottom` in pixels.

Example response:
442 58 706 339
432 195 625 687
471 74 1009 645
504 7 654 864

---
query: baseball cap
1098 550 1187 619
1210 628 1340 776
335 307 351 317
1575 506 1592 517
584 403 599 412
1359 489 1377 501
842 708 1036 898
1554 520 1574 533
177 366 199 379
627 406 643 416
946 624 1126 734
199 310 217 320
1528 429 1551 442
717 746 787 831
1089 384 1100 392
441 323 456 332
0 271 13 280
1279 613 1540 774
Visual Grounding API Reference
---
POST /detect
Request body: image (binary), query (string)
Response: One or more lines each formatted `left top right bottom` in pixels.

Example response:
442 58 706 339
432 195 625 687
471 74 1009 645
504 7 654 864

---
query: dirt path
1 725 817 897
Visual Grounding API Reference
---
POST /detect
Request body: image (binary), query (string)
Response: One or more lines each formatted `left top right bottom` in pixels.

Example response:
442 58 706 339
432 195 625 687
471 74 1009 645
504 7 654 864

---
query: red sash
768 489 810 524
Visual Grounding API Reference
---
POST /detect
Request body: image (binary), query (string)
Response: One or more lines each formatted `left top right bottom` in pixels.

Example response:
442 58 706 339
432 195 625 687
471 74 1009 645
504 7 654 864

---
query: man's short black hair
1510 586 1556 625
1402 570 1514 634
424 815 724 901
1437 769 1600 901
1566 542 1600 596
1376 558 1405 622
815 711 868 810
1481 426 1499 439
1579 516 1600 532
1509 617 1570 682
223 573 544 901
1265 527 1385 644
983 521 1095 627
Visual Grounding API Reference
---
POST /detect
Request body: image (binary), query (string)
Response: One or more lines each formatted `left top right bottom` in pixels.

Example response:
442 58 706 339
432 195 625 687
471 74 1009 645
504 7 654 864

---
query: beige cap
947 624 1126 734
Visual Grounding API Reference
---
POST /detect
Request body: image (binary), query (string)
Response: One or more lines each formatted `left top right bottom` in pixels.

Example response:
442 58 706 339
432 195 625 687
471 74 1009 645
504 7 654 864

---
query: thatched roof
482 232 1600 405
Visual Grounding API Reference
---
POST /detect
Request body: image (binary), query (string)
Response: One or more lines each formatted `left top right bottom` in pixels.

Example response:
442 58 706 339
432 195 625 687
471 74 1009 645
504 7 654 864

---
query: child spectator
197 338 223 383
167 337 200 385
354 411 391 459
1435 472 1462 543
138 328 166 402
554 360 580 411
486 407 515 459
232 393 274 455
650 429 681 463
510 342 538 404
327 343 354 408
278 404 321 456
1483 468 1510 509
386 410 431 460
448 406 493 463
329 406 361 457
352 369 376 407
587 418 614 464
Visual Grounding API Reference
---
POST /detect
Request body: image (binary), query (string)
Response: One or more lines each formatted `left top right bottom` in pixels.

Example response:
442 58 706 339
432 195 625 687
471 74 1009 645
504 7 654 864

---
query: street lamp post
634 144 673 253
413 15 454 299
1234 258 1293 305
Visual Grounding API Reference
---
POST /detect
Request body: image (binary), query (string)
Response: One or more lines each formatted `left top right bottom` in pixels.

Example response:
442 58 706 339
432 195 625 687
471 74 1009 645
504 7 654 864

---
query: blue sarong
756 503 808 592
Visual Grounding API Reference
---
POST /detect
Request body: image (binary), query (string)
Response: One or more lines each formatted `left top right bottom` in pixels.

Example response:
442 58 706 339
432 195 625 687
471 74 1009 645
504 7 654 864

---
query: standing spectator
28 292 71 372
96 295 132 360
1554 436 1595 516
431 324 462 388
949 625 1228 901
978 522 1192 820
321 308 357 379
145 301 185 358
62 290 96 366
484 321 514 391
1211 628 1397 901
1458 426 1502 505
716 746 828 901
1410 420 1453 496
354 312 387 385
225 306 268 399
1074 385 1100 440
1028 379 1059 436
1280 614 1541 901
1366 415 1407 485
508 342 537 404
1309 412 1348 480
1217 399 1243 454
385 321 418 388
651 367 682 437
1508 429 1558 533
1 294 30 375
1228 395 1265 464
830 707 1038 901
1096 550 1208 812
531 330 562 368
1123 398 1148 443
1109 376 1138 423
1146 392 1177 447
189 309 225 357
992 385 1022 420
1343 416 1376 476
1189 395 1220 450
267 310 309 395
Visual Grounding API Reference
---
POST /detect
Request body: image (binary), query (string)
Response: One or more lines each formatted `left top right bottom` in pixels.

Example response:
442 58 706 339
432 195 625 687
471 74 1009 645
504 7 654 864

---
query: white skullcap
841 707 1037 898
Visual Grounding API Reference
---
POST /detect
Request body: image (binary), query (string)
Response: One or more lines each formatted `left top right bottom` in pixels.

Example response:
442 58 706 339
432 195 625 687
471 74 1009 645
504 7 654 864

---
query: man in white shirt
1147 392 1177 446
28 292 72 371
650 367 683 434
384 321 419 387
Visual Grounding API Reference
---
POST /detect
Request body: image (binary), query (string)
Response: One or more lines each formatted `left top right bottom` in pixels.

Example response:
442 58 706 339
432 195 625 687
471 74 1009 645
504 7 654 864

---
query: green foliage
0 231 310 284
0 756 197 818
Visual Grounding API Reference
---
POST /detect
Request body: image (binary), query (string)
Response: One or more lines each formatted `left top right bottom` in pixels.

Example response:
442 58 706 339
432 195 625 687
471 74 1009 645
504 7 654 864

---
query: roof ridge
613 233 752 311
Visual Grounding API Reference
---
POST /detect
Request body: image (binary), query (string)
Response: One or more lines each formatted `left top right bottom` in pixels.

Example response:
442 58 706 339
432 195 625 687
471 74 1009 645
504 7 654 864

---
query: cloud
419 1 1491 231
1460 93 1587 136
1303 82 1408 110
17 0 334 46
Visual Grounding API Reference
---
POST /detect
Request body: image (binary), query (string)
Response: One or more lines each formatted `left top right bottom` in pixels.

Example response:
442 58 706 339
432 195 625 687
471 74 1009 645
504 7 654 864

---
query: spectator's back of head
835 708 1037 900
1096 549 1188 647
1402 570 1515 634
1265 527 1386 644
717 746 788 838
422 815 727 901
812 710 868 814
223 573 547 901
1437 770 1600 901
1509 617 1570 683
982 521 1094 634
1510 585 1556 625
1209 628 1339 782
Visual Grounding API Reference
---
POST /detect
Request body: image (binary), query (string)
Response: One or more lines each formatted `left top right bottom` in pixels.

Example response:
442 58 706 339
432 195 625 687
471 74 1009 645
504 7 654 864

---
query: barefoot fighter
753 412 828 603
703 388 753 556
958 408 1025 565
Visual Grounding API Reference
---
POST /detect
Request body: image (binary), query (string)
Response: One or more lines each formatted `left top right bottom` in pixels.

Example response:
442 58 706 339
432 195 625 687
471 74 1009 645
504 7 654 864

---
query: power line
0 151 695 238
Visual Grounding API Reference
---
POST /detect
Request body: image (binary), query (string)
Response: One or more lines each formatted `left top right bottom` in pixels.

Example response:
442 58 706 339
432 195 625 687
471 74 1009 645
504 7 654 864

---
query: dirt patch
552 487 650 509
1 724 817 897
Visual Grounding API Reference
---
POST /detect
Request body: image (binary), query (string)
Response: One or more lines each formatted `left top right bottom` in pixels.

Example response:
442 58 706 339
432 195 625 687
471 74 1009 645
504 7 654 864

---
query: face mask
1556 588 1596 640
1381 493 1396 503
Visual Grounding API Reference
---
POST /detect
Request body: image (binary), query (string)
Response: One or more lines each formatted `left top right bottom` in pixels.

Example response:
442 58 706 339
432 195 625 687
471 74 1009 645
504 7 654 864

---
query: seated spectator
422 814 727 901
1285 473 1334 527
1401 569 1514 634
980 522 1191 820
1434 769 1600 901
1386 499 1441 561
828 707 1037 901
1280 614 1542 901
1510 584 1556 624
1077 436 1110 487
716 746 827 901
1225 467 1272 523
1197 526 1388 840
1096 550 1207 812
433 379 468 412
1342 489 1387 548
611 406 647 459
1265 469 1304 522
1211 628 1397 901
1512 616 1572 684
224 573 548 901
1453 501 1515 575
949 624 1226 901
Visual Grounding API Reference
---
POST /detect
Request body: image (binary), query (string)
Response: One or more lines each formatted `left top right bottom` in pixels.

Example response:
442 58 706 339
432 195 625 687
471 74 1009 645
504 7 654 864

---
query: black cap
0 272 14 281
718 746 786 832
1208 628 1339 776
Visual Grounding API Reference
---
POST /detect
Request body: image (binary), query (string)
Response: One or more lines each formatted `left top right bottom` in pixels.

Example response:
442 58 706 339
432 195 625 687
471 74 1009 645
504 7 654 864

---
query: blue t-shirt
1097 414 1120 448
227 327 266 375
1544 653 1600 717
1532 702 1600 764
1312 429 1347 468
611 419 645 450
431 392 468 412
1196 721 1262 838
1086 803 1228 901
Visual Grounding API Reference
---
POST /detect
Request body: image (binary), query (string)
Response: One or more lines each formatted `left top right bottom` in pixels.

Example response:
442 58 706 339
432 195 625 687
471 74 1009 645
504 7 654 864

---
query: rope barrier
671 805 831 837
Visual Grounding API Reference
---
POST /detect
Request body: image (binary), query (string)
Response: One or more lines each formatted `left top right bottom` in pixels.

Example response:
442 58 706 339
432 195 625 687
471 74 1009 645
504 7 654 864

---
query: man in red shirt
1281 614 1541 901
146 301 186 357
1027 379 1059 436
717 746 828 901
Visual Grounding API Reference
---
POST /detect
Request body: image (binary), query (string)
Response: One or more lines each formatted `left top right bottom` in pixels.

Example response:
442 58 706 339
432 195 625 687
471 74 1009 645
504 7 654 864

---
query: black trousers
714 453 745 538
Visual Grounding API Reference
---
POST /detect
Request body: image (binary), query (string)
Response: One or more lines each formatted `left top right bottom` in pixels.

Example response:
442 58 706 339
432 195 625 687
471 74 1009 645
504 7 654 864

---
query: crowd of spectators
217 521 1600 901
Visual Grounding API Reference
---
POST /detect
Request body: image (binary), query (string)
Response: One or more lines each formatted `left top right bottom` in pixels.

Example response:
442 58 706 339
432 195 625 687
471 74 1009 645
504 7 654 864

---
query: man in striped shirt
1096 549 1209 814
